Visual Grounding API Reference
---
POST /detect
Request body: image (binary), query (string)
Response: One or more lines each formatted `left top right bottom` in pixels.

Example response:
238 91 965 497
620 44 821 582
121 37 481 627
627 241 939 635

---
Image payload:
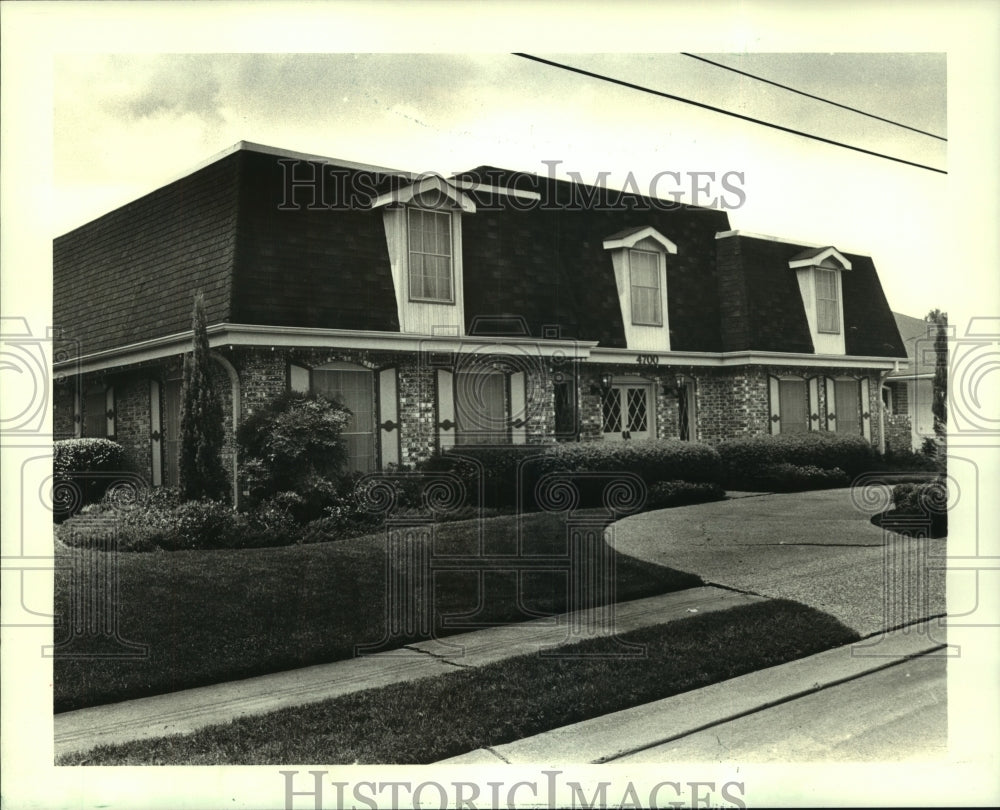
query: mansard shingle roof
54 144 906 360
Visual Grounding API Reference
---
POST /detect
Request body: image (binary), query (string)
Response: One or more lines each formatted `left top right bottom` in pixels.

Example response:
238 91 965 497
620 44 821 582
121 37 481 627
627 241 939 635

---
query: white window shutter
768 376 781 434
808 378 820 431
379 367 400 467
825 377 837 431
860 377 872 442
150 380 162 486
509 371 527 445
289 363 310 393
437 368 455 450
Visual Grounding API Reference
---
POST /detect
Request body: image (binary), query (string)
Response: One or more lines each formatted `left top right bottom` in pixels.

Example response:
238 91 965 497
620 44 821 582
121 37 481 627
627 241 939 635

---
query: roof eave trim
602 226 678 253
371 173 476 212
788 246 852 270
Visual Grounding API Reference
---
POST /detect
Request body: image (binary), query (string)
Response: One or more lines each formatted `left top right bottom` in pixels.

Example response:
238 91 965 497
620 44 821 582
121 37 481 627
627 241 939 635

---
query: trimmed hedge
538 439 722 484
52 438 126 520
748 463 849 492
717 432 876 484
645 480 726 510
422 440 723 510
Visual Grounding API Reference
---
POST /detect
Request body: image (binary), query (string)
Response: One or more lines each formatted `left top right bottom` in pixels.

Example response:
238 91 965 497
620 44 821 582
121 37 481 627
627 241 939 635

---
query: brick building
53 142 908 503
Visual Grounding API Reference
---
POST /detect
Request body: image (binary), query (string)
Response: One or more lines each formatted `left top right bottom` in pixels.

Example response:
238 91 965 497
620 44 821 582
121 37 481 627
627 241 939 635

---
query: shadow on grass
54 510 701 712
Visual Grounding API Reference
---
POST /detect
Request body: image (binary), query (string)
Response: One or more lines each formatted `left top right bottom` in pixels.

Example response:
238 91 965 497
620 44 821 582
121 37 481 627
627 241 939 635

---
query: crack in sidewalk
401 645 473 669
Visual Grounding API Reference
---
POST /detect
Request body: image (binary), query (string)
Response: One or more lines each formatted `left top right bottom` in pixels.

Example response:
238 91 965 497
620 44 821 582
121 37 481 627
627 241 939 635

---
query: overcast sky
53 52 948 318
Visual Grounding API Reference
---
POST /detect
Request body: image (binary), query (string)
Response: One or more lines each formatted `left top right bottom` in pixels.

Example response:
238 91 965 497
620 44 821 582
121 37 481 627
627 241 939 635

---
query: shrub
52 438 127 519
881 479 948 538
645 480 726 510
750 463 849 492
237 391 353 521
880 446 938 472
421 440 722 510
421 446 547 508
717 432 875 483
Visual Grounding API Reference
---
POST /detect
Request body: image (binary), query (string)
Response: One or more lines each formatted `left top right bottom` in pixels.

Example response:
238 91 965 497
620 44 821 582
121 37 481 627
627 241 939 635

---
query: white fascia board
788 246 852 271
54 324 599 375
371 174 476 212
603 226 678 253
589 346 900 370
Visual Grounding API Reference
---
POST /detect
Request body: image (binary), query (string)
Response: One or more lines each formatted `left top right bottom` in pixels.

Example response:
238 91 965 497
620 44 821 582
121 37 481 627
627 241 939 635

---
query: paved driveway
610 489 946 636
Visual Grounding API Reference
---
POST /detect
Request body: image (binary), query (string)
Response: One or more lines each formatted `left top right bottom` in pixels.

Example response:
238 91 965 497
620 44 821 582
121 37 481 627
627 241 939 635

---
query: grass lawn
59 598 860 765
54 510 701 712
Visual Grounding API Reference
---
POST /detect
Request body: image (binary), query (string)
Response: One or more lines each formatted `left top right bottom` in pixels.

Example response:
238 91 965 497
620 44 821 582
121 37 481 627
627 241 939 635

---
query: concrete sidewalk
440 619 949 764
54 585 763 758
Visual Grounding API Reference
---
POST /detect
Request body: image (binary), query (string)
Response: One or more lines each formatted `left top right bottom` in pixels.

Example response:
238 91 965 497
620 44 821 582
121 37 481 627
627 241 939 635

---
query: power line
513 53 946 175
682 52 947 141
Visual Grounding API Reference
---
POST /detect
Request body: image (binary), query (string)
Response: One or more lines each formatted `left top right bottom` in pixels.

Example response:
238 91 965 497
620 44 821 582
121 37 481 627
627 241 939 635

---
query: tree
179 292 228 502
926 308 948 472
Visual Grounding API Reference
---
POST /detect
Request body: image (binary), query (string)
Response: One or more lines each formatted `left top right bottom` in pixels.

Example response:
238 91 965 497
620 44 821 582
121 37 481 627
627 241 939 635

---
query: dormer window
789 246 851 354
375 174 474 334
629 249 662 326
408 207 453 303
603 226 677 350
815 267 840 333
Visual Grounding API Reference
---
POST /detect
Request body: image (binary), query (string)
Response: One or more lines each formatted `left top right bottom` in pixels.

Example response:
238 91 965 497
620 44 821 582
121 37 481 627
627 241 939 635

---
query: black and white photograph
2 2 998 809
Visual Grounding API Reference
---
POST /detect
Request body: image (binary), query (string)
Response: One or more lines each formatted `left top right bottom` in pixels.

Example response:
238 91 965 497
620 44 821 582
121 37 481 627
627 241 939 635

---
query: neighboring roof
889 311 940 377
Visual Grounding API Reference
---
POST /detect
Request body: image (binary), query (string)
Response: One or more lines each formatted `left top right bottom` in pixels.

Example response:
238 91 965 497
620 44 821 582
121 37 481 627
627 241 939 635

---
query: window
455 370 509 445
677 380 696 441
163 378 182 487
601 382 654 441
778 379 809 434
408 207 453 303
629 249 662 326
554 375 577 439
313 365 377 473
816 268 840 333
833 378 861 435
84 387 108 437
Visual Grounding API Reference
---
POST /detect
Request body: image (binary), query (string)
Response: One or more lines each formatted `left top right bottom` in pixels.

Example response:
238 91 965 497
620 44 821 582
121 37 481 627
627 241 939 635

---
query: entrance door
602 383 653 441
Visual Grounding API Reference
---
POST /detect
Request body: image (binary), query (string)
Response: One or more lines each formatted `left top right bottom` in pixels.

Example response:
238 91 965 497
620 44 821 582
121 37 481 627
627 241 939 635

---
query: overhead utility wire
513 53 946 175
681 52 947 141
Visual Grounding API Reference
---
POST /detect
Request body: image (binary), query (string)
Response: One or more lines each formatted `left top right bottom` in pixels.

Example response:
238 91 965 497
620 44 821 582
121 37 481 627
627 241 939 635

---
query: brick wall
52 377 77 439
884 414 914 454
113 375 153 484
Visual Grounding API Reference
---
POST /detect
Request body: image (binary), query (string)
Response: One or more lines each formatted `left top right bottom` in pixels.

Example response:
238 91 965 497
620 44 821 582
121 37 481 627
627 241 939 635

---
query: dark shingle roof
54 146 906 361
714 234 906 357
